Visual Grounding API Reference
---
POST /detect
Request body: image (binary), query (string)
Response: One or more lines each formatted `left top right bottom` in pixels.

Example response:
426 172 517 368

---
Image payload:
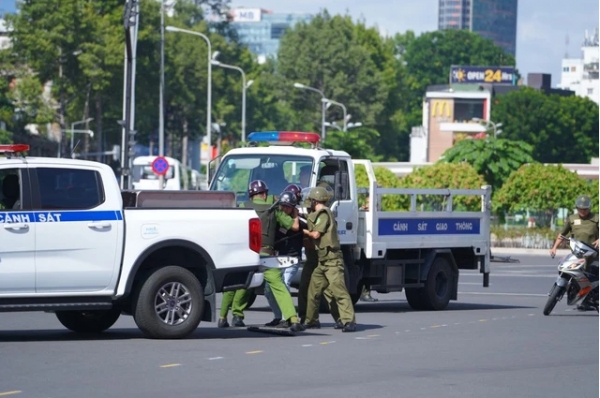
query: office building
227 8 313 62
558 28 599 104
438 0 518 57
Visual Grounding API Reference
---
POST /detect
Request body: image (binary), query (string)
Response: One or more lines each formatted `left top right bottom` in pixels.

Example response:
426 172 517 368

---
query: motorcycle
544 235 599 315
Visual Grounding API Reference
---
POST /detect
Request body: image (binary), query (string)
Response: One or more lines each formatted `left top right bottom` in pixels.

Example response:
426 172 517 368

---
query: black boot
360 292 378 302
264 318 282 327
342 322 357 332
217 318 229 328
232 315 245 327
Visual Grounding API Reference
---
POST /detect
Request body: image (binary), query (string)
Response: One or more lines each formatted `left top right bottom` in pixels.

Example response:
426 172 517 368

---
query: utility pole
120 0 140 190
158 0 165 189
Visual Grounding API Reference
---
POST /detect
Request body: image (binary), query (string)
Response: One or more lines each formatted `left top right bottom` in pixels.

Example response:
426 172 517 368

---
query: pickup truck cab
0 144 277 339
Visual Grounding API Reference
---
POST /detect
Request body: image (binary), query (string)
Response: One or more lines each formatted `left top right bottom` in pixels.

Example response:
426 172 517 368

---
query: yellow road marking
367 334 379 337
246 350 263 354
159 363 181 368
479 319 487 322
0 391 22 397
430 325 441 328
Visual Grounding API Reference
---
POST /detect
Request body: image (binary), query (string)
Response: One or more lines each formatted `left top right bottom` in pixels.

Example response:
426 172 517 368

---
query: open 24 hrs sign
450 66 516 85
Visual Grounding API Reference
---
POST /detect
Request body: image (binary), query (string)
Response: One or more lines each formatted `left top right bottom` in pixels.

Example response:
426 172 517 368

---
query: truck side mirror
334 171 349 200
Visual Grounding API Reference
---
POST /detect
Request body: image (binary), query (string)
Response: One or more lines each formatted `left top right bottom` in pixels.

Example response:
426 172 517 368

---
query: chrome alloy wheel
154 282 193 325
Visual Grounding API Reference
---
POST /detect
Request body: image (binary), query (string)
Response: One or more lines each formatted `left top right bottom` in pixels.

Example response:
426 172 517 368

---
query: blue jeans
265 262 300 319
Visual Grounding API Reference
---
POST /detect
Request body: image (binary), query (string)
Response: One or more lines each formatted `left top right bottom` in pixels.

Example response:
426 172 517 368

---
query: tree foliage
491 87 599 164
493 163 589 213
400 162 486 211
438 137 534 193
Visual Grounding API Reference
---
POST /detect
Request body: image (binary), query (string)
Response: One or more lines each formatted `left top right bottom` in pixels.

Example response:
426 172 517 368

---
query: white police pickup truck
209 131 492 311
0 144 276 339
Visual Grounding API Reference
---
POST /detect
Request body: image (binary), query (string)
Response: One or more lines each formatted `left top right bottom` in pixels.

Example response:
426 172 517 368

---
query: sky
228 0 599 87
0 0 598 86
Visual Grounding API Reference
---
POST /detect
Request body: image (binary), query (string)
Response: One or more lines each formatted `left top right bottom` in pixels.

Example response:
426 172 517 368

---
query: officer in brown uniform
550 194 599 311
302 186 356 332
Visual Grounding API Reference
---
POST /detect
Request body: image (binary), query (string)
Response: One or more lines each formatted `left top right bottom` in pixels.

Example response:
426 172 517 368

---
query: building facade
438 0 518 56
227 8 313 62
558 29 599 104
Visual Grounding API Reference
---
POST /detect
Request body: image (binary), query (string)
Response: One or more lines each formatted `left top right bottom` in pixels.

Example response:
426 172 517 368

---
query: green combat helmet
308 186 332 203
576 195 591 209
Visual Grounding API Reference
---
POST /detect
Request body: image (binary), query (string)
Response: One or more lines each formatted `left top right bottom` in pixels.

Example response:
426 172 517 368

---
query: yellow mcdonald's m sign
430 100 451 118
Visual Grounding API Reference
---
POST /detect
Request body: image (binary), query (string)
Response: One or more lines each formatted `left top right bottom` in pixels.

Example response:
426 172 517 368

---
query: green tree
354 164 404 210
275 11 389 157
400 162 486 211
438 137 534 193
491 87 599 164
493 164 589 223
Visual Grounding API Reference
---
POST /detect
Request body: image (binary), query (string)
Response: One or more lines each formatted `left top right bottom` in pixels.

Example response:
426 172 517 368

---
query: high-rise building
558 29 599 104
227 8 313 62
438 0 518 57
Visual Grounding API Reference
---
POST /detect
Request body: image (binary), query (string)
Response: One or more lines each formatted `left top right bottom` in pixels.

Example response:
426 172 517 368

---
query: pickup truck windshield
210 155 314 203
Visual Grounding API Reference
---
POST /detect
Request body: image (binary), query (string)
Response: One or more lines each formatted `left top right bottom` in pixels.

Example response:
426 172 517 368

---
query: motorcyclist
550 194 599 311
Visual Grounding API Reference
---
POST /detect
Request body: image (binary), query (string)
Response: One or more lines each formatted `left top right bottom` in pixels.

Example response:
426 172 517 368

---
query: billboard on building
230 8 262 22
450 66 516 85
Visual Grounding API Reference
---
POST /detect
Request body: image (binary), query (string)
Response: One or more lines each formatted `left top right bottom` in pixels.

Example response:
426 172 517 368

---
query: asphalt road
0 253 597 398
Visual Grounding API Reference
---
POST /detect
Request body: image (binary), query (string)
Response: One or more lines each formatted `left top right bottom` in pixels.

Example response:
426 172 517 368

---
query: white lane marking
458 291 547 297
208 357 223 361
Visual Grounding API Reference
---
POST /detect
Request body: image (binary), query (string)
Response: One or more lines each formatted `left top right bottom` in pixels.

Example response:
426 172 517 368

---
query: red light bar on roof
0 144 30 153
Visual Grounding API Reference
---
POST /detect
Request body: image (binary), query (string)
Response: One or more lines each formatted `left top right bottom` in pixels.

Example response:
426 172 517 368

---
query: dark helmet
248 180 268 197
279 191 298 208
576 195 591 209
283 183 302 202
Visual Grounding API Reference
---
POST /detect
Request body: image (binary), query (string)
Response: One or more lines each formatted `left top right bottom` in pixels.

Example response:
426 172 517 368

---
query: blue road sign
151 156 169 176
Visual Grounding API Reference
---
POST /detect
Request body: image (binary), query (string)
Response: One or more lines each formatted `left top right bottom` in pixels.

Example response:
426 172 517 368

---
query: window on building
571 66 576 72
270 23 289 39
587 88 593 95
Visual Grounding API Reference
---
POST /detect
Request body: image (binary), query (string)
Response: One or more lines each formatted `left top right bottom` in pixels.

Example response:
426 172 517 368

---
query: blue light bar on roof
247 131 320 144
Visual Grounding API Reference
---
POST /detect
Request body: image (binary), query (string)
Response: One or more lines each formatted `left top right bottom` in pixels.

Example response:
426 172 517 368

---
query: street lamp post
63 129 94 158
322 98 348 131
211 60 252 143
70 118 94 155
472 117 503 138
325 121 362 131
166 26 212 175
293 83 326 139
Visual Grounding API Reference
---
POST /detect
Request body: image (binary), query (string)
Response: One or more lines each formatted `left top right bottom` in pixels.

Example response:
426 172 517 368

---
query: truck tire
406 257 453 311
350 281 365 306
405 288 428 310
133 266 204 339
55 309 121 334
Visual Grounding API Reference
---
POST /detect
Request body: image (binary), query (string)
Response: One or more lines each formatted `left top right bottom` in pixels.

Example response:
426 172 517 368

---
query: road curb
491 247 569 255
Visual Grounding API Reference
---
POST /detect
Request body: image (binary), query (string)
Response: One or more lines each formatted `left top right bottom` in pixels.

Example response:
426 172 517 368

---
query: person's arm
550 219 571 256
304 212 329 240
276 209 299 231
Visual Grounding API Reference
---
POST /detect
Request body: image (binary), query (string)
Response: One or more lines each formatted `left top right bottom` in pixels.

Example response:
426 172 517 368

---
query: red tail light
249 217 262 253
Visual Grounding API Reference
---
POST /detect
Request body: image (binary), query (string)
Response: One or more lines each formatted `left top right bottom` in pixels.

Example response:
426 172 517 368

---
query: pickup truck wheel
133 266 204 339
55 309 121 334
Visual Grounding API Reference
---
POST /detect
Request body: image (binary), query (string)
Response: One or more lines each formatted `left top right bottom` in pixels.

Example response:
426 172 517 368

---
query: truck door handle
87 222 111 229
3 223 29 231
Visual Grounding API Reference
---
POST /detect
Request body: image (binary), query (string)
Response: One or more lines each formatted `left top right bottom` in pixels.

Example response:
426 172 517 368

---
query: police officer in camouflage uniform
550 194 599 311
302 186 356 332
